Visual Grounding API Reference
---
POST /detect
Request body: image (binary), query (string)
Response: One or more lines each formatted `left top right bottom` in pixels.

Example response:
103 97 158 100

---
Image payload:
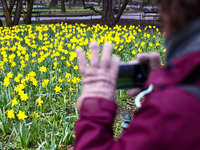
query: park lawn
0 22 165 149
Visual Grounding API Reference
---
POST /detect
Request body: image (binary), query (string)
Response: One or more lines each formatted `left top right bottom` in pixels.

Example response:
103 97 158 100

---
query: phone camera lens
137 74 142 79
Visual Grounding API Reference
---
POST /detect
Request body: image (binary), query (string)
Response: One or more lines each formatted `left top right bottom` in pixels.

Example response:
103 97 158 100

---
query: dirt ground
32 18 163 30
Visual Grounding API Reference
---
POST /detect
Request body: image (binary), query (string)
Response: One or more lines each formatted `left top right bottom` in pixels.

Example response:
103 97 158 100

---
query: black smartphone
117 63 149 89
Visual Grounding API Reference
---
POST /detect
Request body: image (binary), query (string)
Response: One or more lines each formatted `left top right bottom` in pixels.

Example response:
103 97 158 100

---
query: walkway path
0 12 158 21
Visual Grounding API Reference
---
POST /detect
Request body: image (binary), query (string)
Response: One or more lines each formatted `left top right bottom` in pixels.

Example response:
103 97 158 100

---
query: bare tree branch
81 0 102 15
112 0 129 26
81 0 129 27
81 0 111 25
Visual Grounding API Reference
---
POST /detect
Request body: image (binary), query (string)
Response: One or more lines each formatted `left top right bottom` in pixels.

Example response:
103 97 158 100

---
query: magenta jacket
75 19 200 150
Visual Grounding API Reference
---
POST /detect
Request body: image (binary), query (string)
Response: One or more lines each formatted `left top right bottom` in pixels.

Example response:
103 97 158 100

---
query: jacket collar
147 18 200 87
165 18 200 64
146 47 200 87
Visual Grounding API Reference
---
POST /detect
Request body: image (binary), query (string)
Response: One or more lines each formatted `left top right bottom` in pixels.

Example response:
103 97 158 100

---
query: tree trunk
25 0 34 24
0 19 3 27
1 0 13 27
61 0 66 13
72 0 76 6
81 0 128 27
13 0 22 25
102 0 108 19
98 0 101 6
113 0 117 10
108 0 114 19
68 0 72 8
50 0 58 8
8 0 16 14
140 0 145 10
102 0 114 21
118 0 121 10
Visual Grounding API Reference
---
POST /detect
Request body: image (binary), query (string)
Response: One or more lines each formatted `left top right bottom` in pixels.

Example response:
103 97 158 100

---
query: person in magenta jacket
74 0 200 149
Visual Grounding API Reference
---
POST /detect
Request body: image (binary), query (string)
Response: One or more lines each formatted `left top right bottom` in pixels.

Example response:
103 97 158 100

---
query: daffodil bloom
42 79 49 88
18 90 24 96
66 61 71 67
71 78 77 84
12 98 18 106
149 43 153 47
39 66 47 73
74 65 78 70
32 79 38 86
32 52 37 57
65 73 71 78
28 71 36 77
14 84 25 92
3 77 10 87
156 42 160 46
132 50 136 55
32 112 39 118
140 42 146 47
44 79 49 85
60 56 66 60
138 48 142 53
69 52 77 61
7 109 15 119
58 78 63 83
36 98 43 106
11 62 16 67
20 93 28 101
17 73 23 78
17 110 27 120
54 86 62 92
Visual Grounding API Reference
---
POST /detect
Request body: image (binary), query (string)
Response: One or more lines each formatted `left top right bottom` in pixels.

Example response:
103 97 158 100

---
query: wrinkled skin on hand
76 41 161 110
76 41 120 110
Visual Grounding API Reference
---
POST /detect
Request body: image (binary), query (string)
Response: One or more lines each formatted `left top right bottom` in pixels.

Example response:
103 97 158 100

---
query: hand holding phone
117 63 149 89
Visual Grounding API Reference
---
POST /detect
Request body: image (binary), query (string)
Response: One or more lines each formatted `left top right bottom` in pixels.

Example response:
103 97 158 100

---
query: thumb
127 88 141 97
149 52 161 73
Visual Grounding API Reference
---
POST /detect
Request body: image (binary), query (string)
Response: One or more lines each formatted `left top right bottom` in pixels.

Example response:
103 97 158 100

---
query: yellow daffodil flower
54 86 62 92
7 109 15 119
17 110 27 120
12 98 18 106
36 98 43 106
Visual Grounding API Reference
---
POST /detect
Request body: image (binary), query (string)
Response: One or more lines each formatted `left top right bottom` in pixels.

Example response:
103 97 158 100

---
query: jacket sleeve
75 97 117 150
74 97 166 150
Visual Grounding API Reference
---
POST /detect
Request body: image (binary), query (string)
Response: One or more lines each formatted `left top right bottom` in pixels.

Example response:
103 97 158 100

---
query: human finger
127 60 139 64
149 52 161 72
76 48 87 75
89 41 99 68
137 53 150 64
127 88 141 97
110 56 121 77
101 42 113 69
126 53 149 97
